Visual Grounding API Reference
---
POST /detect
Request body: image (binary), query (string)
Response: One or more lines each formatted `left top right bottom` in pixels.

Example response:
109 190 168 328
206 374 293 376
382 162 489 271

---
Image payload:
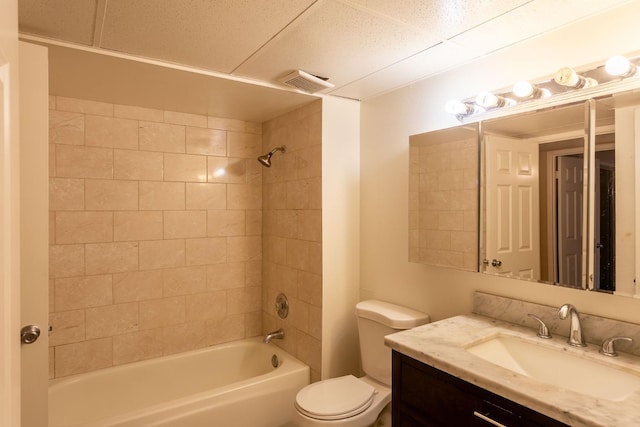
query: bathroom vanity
386 294 640 427
392 351 567 426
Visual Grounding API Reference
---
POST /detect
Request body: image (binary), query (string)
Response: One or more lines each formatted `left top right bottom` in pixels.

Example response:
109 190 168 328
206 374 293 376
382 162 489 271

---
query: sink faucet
558 304 586 347
263 328 285 344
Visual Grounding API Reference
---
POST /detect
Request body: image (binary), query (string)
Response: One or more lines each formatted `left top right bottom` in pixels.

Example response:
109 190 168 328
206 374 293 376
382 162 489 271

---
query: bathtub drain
271 354 280 368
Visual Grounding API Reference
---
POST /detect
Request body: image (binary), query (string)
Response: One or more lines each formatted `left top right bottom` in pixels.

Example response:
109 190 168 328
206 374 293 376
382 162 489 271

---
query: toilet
293 300 430 426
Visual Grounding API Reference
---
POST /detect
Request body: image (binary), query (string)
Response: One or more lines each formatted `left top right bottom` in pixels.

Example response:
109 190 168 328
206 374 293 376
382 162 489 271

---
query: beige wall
360 2 640 325
48 96 264 378
261 100 323 381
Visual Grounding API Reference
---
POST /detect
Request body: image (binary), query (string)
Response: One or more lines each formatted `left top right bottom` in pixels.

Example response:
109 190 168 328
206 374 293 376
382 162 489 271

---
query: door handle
20 325 41 344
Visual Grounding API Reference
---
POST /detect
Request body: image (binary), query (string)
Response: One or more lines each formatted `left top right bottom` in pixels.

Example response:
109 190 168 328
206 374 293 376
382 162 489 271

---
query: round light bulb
605 55 634 77
554 67 581 87
513 81 535 98
445 99 471 115
476 92 499 108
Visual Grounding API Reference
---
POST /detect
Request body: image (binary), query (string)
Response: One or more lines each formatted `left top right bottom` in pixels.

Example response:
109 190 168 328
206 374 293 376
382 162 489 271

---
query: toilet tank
356 300 430 386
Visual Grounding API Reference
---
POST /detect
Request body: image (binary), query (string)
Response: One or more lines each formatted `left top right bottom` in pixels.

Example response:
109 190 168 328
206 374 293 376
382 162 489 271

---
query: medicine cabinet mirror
409 86 640 297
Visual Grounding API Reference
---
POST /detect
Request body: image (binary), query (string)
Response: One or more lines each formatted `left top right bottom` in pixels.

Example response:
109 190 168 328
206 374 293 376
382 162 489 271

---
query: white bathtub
49 338 310 427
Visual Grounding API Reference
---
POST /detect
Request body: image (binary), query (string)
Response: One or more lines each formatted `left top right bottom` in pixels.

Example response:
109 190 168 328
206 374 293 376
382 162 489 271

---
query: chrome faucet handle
600 336 633 357
528 314 552 339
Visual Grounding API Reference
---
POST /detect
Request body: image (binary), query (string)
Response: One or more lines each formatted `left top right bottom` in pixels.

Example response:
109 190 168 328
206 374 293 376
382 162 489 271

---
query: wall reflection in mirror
409 85 640 298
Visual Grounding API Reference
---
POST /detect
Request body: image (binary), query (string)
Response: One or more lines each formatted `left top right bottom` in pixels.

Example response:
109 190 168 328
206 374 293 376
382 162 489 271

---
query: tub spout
263 328 284 344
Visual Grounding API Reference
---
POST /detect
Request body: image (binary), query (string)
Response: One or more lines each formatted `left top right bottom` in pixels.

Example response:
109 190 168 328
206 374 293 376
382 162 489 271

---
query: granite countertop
385 314 640 427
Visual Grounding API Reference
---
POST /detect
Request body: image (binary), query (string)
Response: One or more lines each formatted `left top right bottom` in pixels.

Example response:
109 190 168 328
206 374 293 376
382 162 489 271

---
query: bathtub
49 338 310 427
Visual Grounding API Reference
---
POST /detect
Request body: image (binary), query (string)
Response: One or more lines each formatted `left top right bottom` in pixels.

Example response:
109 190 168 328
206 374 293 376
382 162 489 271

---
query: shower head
257 146 286 167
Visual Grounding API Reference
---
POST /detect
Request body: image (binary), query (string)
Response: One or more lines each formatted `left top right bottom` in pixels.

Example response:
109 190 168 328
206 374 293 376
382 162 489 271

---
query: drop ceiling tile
235 0 443 90
345 0 531 39
99 0 316 73
330 41 477 100
451 0 634 56
19 0 98 45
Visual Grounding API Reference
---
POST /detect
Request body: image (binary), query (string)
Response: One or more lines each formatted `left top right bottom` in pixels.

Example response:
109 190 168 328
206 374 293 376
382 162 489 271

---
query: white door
557 156 584 287
20 41 50 427
485 134 540 280
0 0 22 425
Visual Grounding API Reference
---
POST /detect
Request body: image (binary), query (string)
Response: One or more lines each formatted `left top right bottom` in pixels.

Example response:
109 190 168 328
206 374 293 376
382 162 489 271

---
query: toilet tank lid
356 300 430 329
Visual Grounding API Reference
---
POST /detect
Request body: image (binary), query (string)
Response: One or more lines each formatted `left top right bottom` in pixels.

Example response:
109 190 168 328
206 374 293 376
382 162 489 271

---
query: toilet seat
295 375 377 421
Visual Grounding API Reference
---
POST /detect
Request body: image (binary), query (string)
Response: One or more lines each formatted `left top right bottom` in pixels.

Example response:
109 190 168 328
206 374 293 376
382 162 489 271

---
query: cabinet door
392 351 568 427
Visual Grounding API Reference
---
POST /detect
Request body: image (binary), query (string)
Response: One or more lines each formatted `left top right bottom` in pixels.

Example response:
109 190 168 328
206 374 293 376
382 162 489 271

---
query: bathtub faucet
263 328 285 344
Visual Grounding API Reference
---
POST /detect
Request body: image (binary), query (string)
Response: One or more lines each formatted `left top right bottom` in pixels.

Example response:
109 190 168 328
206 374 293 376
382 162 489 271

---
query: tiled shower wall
262 100 323 381
48 96 264 378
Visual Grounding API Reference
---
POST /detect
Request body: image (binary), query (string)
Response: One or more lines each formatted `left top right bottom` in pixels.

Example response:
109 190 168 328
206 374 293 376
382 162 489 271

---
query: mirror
409 123 479 271
409 84 640 297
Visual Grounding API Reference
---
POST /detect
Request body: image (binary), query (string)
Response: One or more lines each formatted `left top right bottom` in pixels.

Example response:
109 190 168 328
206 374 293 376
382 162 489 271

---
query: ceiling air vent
278 70 334 94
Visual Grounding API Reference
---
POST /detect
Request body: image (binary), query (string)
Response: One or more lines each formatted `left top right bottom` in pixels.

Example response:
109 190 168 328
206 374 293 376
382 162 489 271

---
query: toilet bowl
292 300 429 427
292 375 390 426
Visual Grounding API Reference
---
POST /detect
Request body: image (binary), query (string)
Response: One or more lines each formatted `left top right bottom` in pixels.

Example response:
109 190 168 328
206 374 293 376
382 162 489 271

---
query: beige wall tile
139 239 186 270
49 310 85 346
186 127 226 156
114 105 163 122
297 270 322 306
186 291 226 322
244 311 262 337
228 286 261 314
113 270 163 303
139 297 186 329
245 121 262 135
208 116 245 132
296 210 322 242
56 97 113 116
207 210 245 237
227 132 261 158
85 242 139 275
114 211 163 241
139 121 185 153
85 302 139 339
207 157 246 184
49 143 56 177
55 338 113 377
114 149 164 181
50 178 84 211
113 329 164 365
139 181 185 210
164 153 207 182
185 237 226 266
50 244 85 279
246 210 262 236
54 274 112 311
163 266 208 296
55 211 113 244
165 111 207 128
227 183 261 210
49 110 84 145
162 322 209 355
228 236 262 262
56 145 113 179
85 179 138 211
86 115 138 150
164 210 207 239
185 183 226 210
296 145 322 179
207 262 245 291
207 314 246 345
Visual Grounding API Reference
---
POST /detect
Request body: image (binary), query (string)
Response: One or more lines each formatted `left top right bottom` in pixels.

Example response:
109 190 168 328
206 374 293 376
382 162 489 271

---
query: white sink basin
467 334 640 401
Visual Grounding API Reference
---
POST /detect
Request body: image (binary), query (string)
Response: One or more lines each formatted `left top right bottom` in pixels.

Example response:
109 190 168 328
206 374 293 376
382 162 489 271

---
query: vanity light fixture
512 81 550 99
553 67 597 89
605 55 637 77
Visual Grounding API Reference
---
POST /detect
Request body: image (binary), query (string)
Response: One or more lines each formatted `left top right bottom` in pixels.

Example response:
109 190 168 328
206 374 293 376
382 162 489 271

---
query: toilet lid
295 375 376 421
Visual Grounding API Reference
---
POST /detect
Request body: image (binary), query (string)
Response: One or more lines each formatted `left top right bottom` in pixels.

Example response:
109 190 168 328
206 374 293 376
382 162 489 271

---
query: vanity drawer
392 351 568 427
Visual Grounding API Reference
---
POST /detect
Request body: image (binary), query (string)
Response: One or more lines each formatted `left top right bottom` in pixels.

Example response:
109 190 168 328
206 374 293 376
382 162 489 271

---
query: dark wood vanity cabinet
392 351 569 427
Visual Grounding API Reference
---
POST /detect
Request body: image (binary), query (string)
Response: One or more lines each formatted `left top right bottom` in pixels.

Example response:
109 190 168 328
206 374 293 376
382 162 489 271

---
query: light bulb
445 99 474 115
476 92 513 109
554 67 582 87
605 55 636 77
513 81 535 98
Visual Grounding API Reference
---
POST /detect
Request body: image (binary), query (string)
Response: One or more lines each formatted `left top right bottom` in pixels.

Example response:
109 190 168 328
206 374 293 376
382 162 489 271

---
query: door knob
20 325 41 344
491 259 502 267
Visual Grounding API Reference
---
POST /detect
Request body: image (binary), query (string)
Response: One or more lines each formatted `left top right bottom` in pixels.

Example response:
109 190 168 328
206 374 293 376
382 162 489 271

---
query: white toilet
293 300 430 426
